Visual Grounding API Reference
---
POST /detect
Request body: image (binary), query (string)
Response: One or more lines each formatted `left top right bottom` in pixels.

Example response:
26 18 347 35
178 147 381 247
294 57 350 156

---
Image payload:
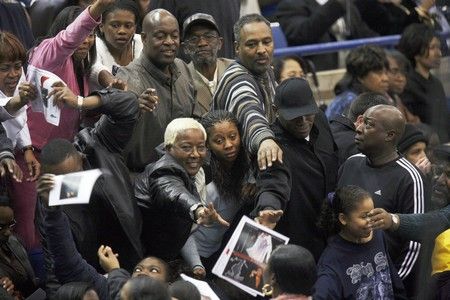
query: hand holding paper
18 82 37 105
37 173 56 207
48 169 102 206
27 65 65 126
49 82 78 108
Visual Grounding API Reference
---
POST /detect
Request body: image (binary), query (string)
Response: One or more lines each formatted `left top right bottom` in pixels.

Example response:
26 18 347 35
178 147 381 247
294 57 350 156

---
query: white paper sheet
27 65 64 126
179 274 220 300
212 216 289 296
48 169 102 206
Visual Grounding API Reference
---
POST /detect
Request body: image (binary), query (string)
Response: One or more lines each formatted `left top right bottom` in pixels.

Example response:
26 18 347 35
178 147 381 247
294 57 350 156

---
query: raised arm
29 0 115 70
37 175 109 300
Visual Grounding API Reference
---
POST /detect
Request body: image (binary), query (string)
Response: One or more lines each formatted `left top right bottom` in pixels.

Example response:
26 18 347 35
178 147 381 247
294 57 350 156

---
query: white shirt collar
196 66 218 94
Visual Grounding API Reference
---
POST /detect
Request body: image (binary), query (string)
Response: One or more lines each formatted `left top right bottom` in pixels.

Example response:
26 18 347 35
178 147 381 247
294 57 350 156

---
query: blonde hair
164 118 207 147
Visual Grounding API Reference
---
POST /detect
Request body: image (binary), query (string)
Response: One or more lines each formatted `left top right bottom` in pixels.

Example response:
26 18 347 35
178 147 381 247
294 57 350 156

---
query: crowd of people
0 0 449 299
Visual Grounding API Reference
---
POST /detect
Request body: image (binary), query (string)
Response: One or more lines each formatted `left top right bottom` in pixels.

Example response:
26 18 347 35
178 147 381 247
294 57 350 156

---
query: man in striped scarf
212 14 283 173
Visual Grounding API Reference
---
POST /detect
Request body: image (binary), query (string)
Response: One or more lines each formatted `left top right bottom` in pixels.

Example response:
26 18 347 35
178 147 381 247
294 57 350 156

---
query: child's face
340 197 374 242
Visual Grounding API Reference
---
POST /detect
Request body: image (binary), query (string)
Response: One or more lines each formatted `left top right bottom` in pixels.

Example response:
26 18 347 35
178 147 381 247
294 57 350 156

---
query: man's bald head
355 104 406 156
142 9 177 33
140 9 180 72
367 105 406 144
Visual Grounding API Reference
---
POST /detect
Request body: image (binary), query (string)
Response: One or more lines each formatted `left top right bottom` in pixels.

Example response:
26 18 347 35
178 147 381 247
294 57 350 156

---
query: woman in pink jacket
11 0 114 260
27 0 115 149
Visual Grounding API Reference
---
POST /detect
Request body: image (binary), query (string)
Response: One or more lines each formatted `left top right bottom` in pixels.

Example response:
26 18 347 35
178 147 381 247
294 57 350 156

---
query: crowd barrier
270 24 450 103
271 22 450 56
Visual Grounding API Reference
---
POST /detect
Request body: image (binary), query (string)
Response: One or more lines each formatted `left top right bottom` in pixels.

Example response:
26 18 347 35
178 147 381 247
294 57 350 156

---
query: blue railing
273 31 450 57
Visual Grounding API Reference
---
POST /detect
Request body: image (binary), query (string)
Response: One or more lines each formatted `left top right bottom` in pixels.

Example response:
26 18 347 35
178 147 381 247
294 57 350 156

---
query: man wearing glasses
182 13 233 116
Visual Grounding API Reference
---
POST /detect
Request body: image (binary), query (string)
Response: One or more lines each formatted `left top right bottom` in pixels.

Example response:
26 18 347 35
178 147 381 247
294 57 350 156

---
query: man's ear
141 32 147 43
385 129 396 142
354 115 364 128
99 23 104 34
338 213 347 226
218 37 224 50
234 41 239 55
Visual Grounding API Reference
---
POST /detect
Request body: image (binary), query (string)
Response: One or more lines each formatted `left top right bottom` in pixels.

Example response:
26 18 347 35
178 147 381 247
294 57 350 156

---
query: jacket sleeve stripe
395 158 425 278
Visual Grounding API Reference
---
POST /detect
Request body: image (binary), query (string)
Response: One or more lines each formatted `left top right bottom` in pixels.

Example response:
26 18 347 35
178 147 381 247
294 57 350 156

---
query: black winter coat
267 113 338 261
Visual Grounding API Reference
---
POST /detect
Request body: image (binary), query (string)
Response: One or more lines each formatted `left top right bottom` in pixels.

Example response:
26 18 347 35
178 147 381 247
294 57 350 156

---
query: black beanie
398 124 427 154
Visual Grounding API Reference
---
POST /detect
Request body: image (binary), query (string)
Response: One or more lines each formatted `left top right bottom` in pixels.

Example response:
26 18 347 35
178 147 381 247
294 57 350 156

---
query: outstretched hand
0 158 22 182
108 78 127 91
23 149 41 181
257 139 283 170
255 209 283 229
138 88 159 112
0 276 15 295
196 203 230 227
49 82 78 108
192 266 206 279
98 245 120 273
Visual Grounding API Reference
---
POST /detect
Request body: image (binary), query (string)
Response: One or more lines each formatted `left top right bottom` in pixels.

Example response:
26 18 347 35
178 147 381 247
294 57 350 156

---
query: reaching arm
136 172 200 221
43 207 109 300
50 86 139 154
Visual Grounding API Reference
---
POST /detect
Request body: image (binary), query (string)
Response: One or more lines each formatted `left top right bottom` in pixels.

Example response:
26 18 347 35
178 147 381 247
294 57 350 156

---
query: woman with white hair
134 118 229 261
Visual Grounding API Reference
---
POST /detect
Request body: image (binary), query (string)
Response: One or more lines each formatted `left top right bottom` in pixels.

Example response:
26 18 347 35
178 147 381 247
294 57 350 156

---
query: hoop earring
262 284 273 297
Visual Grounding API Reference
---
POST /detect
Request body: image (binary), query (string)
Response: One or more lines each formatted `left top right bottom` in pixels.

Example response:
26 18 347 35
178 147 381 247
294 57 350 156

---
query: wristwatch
77 96 84 109
390 213 400 231
189 203 204 222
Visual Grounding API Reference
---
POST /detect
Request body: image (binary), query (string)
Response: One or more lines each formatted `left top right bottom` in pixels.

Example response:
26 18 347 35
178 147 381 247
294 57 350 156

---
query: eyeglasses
173 144 207 154
387 68 406 77
0 219 16 231
185 33 218 45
